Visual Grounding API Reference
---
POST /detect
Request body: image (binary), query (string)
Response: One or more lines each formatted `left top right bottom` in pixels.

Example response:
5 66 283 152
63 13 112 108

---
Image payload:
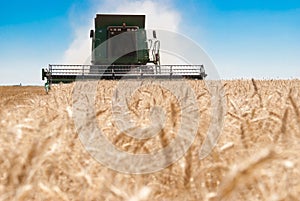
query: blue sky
0 0 299 85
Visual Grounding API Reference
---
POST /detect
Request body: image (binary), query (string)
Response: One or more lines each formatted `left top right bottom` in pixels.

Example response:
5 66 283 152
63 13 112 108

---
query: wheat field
0 79 299 201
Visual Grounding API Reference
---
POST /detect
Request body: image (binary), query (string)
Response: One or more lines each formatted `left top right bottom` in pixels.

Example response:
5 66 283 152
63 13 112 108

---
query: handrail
42 64 207 84
47 64 205 76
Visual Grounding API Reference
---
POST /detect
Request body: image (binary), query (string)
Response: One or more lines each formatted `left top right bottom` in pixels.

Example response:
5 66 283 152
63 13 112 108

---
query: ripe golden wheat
0 79 299 201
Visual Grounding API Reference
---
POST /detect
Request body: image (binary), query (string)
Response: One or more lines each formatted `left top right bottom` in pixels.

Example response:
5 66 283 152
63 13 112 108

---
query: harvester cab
42 14 207 89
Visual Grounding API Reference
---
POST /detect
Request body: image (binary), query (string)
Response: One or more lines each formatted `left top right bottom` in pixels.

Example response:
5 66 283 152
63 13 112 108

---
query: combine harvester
42 14 207 89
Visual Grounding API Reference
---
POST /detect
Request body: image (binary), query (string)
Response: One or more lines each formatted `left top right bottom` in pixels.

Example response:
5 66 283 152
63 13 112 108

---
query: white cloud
62 0 181 64
62 26 91 64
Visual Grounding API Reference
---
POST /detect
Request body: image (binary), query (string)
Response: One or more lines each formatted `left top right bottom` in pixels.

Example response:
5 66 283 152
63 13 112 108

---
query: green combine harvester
42 14 207 86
